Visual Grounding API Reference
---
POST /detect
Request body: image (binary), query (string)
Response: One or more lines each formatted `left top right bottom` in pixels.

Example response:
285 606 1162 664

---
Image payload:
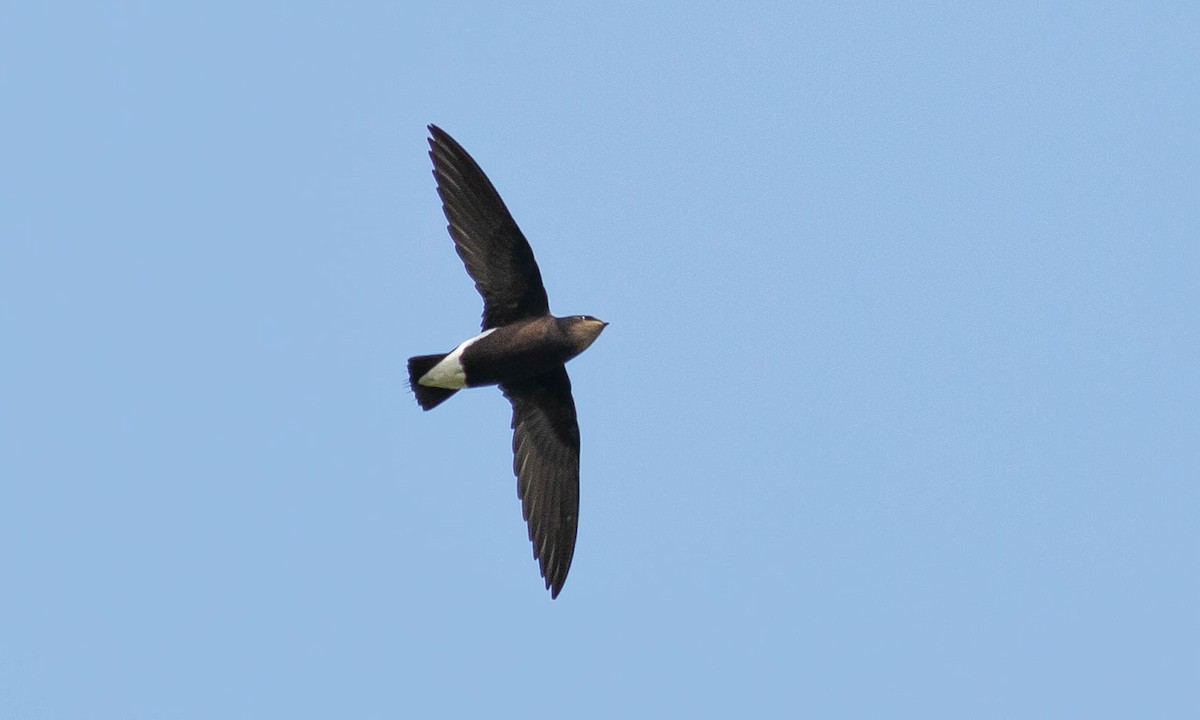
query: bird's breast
460 320 574 387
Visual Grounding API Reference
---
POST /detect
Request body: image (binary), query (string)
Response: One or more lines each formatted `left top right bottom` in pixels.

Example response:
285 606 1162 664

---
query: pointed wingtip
427 124 462 163
545 560 568 599
547 571 564 599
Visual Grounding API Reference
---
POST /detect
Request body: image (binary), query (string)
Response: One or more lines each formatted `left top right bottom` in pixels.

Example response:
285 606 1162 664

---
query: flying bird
408 125 607 598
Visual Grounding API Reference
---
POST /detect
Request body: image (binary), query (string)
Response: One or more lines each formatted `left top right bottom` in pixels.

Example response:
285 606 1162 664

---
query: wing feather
501 367 580 598
428 125 551 329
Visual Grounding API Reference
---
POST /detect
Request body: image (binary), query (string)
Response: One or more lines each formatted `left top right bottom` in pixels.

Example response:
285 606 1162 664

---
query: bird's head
561 315 608 354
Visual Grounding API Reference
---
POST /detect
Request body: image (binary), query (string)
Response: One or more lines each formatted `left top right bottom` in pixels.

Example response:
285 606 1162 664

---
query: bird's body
408 125 606 598
413 315 604 394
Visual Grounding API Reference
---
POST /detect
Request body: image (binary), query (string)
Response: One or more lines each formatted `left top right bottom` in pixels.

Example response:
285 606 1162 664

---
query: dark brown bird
408 125 607 598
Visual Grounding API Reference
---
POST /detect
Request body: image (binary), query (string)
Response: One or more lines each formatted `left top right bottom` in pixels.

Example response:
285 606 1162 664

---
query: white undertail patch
418 328 497 389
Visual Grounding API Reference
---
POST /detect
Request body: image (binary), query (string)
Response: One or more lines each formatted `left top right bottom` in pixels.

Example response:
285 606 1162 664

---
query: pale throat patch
417 328 497 389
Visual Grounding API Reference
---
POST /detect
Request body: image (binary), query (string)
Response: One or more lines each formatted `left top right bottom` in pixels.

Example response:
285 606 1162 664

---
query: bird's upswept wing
428 125 551 330
501 367 580 598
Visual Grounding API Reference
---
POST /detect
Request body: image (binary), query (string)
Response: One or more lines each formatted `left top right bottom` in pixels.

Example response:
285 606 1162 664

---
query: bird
408 125 607 598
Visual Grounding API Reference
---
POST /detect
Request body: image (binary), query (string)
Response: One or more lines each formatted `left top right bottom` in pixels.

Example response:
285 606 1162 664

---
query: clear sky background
2 2 1197 718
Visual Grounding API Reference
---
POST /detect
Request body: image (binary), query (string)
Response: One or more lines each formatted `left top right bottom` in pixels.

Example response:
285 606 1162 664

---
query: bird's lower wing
500 367 581 598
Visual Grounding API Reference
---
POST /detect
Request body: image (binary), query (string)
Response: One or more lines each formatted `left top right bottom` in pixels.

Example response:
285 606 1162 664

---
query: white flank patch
418 328 497 389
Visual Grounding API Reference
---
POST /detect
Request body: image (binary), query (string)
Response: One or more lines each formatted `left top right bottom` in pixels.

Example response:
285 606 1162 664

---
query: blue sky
2 2 1197 717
